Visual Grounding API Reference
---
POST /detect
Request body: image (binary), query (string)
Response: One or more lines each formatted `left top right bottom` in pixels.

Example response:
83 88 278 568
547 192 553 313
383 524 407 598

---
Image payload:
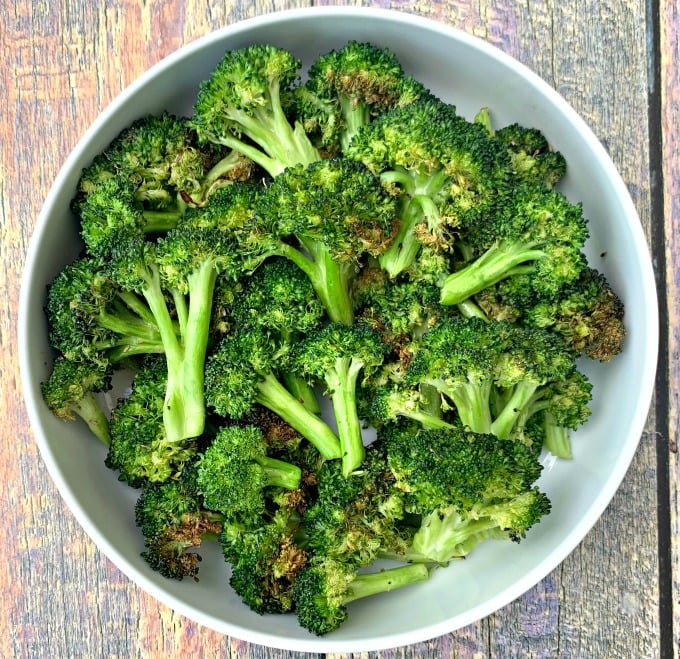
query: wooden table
2 1 676 657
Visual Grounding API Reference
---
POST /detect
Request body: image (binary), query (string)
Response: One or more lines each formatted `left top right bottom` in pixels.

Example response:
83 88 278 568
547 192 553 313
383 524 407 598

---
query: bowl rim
19 5 659 652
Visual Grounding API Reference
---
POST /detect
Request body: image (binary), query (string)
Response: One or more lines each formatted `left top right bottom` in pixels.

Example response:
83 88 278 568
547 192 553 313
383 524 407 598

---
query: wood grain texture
0 0 666 657
661 0 680 655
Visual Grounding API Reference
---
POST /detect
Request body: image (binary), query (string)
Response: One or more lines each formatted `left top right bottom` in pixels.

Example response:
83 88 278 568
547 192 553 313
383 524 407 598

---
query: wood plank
660 0 680 655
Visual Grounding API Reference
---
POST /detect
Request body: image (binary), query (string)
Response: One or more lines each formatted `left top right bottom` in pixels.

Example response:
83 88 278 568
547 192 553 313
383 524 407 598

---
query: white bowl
19 6 658 652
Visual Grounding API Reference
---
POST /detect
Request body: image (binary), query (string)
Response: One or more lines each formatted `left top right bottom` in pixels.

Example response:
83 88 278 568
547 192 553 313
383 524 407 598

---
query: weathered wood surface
0 0 673 657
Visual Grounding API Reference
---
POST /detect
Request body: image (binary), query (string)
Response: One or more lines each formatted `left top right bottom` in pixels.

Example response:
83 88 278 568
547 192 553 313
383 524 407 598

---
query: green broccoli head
381 422 544 514
191 44 320 177
346 98 512 276
256 157 397 263
231 257 325 337
46 254 164 366
136 463 224 581
221 507 308 614
494 122 567 188
441 182 589 305
525 267 625 361
302 447 405 567
41 355 112 445
294 41 432 154
196 424 302 522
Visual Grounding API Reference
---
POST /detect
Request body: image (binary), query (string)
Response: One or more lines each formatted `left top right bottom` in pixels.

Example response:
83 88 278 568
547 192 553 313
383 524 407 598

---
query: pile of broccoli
41 41 625 636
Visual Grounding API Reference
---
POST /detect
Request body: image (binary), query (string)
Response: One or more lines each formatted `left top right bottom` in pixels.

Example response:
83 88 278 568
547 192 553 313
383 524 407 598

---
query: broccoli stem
400 410 454 430
413 510 507 563
141 210 182 233
342 563 430 603
139 266 195 443
490 381 540 440
255 372 342 460
378 197 425 277
71 394 111 446
180 262 220 439
282 372 321 414
325 359 365 476
255 455 303 490
439 240 546 305
277 241 354 325
339 95 370 153
542 411 573 459
211 86 319 178
428 378 493 434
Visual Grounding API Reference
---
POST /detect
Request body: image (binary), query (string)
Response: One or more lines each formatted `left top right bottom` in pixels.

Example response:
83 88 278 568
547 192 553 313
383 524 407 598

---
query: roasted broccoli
253 157 397 324
105 358 198 487
41 40 625 637
439 182 589 305
293 558 429 635
191 44 320 177
291 323 388 475
135 459 223 580
347 98 511 277
40 355 112 445
293 40 432 154
204 325 342 460
380 423 550 564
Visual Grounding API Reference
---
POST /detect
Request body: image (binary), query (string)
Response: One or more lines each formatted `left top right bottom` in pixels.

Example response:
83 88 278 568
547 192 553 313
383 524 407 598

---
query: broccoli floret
367 380 454 431
293 558 429 635
104 185 247 442
515 370 593 458
380 423 549 563
347 98 511 276
196 425 302 521
41 356 112 445
204 326 342 460
46 255 167 368
78 177 180 260
191 45 320 177
495 122 567 189
135 460 223 580
302 447 407 567
405 316 577 441
291 323 388 475
523 267 626 361
352 266 444 347
106 358 198 487
76 112 250 214
221 506 308 614
439 182 589 305
294 41 432 154
231 257 325 412
253 157 397 324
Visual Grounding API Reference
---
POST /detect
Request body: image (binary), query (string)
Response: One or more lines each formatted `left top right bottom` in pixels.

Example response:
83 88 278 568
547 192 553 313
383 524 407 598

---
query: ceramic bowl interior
19 7 658 653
